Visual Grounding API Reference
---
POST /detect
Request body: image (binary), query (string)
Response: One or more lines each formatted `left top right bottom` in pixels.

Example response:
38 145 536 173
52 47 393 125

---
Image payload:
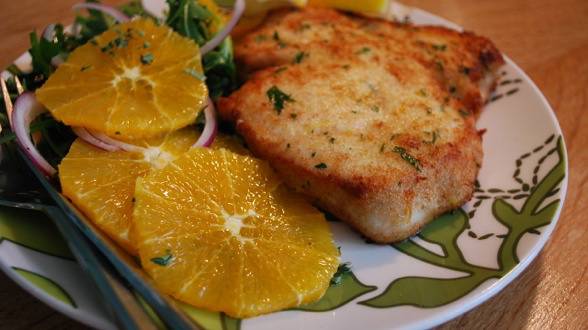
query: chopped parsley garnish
150 250 173 266
315 162 327 169
459 109 471 117
392 146 422 172
255 34 268 42
184 68 206 81
294 51 308 64
432 44 447 51
330 263 352 285
140 52 154 65
299 23 311 31
266 86 294 114
356 47 371 55
273 31 286 48
371 105 380 113
460 66 471 75
417 89 428 97
143 41 150 49
274 66 288 74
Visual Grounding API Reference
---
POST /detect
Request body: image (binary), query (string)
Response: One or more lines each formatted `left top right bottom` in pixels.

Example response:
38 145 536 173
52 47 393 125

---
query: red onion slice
11 92 56 176
73 3 130 23
200 0 245 55
87 130 146 154
72 127 121 152
42 24 56 41
50 54 66 67
193 98 218 148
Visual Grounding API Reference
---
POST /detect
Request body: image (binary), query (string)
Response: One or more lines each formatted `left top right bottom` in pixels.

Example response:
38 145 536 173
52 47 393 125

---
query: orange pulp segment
36 18 208 139
58 128 199 254
133 147 339 318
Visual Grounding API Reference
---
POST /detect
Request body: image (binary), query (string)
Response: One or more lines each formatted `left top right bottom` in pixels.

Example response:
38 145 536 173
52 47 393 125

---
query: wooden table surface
0 0 587 329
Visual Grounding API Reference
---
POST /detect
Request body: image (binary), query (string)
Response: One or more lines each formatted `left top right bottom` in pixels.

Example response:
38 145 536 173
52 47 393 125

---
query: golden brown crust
220 8 501 242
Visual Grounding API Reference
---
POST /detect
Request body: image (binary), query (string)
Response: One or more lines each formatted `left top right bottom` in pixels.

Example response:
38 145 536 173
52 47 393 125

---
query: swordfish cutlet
218 8 504 242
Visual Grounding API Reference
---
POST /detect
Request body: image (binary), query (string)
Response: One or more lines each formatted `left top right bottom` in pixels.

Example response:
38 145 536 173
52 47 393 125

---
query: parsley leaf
273 31 286 48
392 146 422 172
266 86 294 114
294 51 308 64
150 250 173 266
315 162 328 169
140 53 154 65
330 263 352 285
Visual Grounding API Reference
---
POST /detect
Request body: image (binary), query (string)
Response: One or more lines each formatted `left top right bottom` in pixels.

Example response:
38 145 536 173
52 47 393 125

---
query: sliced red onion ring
72 127 121 152
200 0 245 55
73 3 130 23
50 54 66 67
193 98 218 148
11 92 56 176
42 24 56 41
87 130 146 154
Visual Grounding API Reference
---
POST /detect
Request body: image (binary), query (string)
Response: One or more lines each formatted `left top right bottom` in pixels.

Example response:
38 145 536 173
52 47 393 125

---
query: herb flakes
150 250 173 266
266 86 294 114
140 52 154 65
356 46 371 55
273 31 286 48
294 51 308 64
330 263 352 285
392 146 422 172
432 44 447 51
315 162 327 169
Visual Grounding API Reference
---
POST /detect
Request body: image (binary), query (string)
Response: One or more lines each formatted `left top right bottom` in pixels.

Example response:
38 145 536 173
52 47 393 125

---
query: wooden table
1 0 586 328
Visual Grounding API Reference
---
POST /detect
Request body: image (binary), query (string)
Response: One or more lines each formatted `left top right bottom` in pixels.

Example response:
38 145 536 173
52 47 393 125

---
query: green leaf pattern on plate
0 206 72 259
298 271 377 312
12 266 76 307
360 136 565 308
0 136 566 328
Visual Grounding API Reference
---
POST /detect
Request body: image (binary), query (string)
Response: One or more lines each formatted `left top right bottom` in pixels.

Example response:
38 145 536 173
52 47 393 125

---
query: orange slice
58 129 199 254
133 147 339 318
36 18 208 139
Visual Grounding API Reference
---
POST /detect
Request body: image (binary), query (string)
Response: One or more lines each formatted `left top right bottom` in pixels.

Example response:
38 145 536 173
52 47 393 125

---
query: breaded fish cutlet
218 8 504 242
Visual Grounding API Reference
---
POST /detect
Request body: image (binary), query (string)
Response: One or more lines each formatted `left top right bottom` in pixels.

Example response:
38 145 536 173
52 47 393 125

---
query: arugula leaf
202 38 237 98
165 0 237 98
166 0 216 46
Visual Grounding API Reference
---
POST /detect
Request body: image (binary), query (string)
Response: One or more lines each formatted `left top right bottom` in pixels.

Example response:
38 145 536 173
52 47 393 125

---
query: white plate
0 2 568 330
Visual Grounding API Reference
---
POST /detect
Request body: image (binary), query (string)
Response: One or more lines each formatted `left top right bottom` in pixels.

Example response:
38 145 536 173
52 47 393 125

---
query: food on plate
133 147 339 318
218 7 504 242
58 129 200 254
2 0 506 320
36 18 208 139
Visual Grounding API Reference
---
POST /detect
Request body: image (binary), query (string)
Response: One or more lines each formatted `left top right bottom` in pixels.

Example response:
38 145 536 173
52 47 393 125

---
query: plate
0 3 568 330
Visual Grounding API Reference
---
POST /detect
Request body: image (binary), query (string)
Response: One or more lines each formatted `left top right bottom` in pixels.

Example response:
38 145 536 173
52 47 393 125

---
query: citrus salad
0 0 402 318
